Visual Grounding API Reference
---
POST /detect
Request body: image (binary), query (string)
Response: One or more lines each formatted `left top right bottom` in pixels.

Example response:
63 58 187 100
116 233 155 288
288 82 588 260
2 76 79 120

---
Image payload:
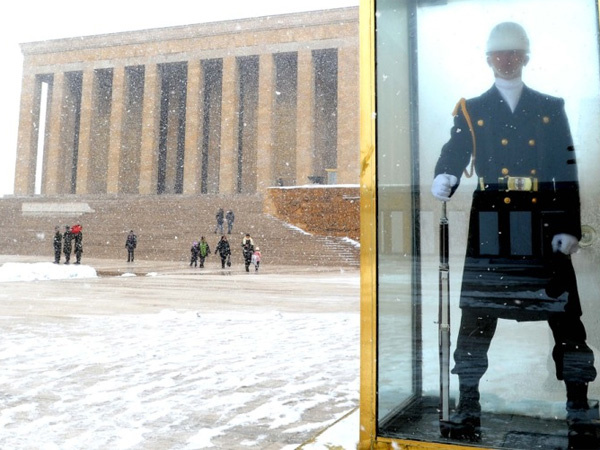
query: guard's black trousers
452 309 597 387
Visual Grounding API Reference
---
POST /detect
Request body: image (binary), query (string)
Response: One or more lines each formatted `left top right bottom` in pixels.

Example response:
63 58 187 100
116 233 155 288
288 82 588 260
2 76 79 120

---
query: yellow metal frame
359 0 600 449
358 0 377 447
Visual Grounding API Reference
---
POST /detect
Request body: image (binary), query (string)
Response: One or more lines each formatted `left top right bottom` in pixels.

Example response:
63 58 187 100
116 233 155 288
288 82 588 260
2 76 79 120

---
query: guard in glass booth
431 22 597 447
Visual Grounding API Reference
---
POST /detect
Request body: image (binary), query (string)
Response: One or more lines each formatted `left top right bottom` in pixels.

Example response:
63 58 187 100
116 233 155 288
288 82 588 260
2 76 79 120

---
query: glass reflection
376 0 415 423
376 0 600 448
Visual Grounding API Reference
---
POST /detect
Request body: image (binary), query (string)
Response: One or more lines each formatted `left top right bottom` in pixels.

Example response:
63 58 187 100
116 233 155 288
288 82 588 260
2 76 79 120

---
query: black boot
442 383 481 441
566 382 600 449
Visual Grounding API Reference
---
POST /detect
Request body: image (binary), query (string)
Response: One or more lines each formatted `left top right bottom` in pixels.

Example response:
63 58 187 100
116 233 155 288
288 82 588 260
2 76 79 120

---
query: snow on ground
0 262 97 282
0 262 360 449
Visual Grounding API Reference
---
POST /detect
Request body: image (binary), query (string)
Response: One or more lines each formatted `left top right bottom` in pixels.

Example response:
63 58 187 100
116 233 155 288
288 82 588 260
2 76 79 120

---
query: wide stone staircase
0 195 360 268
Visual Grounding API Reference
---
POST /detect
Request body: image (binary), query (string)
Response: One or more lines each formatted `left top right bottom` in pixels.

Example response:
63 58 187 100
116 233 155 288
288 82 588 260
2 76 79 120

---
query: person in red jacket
72 224 83 264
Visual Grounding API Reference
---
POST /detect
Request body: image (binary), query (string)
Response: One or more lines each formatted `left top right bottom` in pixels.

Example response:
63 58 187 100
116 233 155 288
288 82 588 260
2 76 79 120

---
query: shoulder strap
452 98 476 178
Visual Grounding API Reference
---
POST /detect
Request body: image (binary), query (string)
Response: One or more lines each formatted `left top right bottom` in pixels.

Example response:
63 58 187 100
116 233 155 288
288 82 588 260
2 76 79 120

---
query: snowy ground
0 259 360 449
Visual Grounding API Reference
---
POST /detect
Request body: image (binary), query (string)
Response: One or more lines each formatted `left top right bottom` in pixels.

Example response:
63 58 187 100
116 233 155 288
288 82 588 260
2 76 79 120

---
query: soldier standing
431 22 597 447
63 225 73 264
53 226 62 264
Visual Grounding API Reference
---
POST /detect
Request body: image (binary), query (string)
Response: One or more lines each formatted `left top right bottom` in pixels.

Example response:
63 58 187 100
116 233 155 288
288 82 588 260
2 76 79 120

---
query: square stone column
106 65 126 194
75 69 94 194
14 74 41 195
183 59 203 195
256 53 274 191
296 50 314 186
44 72 66 195
336 45 359 184
139 64 160 195
219 56 238 194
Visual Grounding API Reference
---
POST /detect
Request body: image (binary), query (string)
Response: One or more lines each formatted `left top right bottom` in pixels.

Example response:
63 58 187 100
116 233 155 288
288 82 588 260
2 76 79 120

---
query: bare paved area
0 255 360 449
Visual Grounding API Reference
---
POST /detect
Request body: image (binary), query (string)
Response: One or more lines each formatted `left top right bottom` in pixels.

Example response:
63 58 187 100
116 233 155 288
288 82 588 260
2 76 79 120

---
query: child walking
251 246 262 272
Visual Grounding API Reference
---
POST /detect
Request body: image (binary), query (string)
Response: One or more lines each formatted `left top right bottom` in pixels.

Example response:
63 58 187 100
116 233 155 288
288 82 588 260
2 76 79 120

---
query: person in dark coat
431 22 596 445
226 210 235 234
190 241 199 267
72 224 83 264
241 233 255 272
214 208 224 234
215 235 231 269
63 225 73 264
198 236 211 268
125 230 137 262
53 226 62 264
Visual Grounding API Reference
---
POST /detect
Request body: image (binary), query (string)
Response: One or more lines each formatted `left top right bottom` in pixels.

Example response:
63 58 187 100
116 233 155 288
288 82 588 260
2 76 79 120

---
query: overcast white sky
0 0 359 197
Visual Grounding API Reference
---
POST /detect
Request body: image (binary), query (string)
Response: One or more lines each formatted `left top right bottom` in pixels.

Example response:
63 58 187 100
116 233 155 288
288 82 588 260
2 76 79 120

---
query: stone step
0 196 359 267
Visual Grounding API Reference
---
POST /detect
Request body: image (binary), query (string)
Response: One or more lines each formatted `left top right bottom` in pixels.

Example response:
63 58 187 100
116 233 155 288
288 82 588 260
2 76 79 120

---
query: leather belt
479 176 538 191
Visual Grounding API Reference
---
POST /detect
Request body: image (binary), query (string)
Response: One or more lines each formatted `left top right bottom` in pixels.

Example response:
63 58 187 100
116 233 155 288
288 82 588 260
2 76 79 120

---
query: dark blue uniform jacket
435 85 582 320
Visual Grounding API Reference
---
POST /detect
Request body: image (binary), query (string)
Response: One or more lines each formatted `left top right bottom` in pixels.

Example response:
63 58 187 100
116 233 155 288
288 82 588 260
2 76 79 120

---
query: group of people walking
190 236 212 268
53 224 83 265
191 233 261 272
50 207 262 272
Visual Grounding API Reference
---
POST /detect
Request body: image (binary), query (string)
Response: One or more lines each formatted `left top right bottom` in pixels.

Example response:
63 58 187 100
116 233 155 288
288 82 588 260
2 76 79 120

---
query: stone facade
14 7 359 198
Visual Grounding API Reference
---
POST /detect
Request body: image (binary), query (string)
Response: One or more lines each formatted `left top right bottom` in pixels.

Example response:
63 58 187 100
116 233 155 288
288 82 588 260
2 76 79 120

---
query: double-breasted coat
435 84 582 320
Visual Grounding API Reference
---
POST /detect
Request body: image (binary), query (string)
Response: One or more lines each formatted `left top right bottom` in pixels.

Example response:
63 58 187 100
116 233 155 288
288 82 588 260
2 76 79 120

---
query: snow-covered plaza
0 256 360 449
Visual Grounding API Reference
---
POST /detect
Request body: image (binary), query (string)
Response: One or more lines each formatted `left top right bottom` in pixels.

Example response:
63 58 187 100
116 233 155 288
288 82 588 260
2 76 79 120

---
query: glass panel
376 0 600 447
375 0 416 423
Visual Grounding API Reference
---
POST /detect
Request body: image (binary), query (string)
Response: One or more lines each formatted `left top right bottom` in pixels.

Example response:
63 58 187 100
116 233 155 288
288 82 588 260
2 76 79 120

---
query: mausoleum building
14 7 359 197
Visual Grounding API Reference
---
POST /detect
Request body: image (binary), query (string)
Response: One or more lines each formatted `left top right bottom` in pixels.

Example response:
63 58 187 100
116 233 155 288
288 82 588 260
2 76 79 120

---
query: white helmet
486 22 530 53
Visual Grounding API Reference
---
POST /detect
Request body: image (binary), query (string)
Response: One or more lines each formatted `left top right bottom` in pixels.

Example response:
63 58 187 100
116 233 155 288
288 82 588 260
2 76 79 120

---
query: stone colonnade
14 8 359 196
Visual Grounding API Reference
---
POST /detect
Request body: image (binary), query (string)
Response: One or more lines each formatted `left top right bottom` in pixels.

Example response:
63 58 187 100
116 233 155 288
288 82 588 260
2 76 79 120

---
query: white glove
552 233 579 255
431 174 458 201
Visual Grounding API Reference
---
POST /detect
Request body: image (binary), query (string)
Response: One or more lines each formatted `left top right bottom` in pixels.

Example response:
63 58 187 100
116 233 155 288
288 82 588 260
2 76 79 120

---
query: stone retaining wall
265 186 360 241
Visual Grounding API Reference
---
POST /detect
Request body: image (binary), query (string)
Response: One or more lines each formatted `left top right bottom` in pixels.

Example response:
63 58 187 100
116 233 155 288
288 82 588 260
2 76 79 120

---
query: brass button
529 139 536 146
501 168 509 175
532 198 537 204
477 119 484 126
504 197 511 204
543 116 550 124
530 169 537 175
501 138 509 146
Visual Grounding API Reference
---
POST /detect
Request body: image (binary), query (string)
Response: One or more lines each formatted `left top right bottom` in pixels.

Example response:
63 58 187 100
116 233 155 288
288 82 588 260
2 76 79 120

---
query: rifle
438 201 451 434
